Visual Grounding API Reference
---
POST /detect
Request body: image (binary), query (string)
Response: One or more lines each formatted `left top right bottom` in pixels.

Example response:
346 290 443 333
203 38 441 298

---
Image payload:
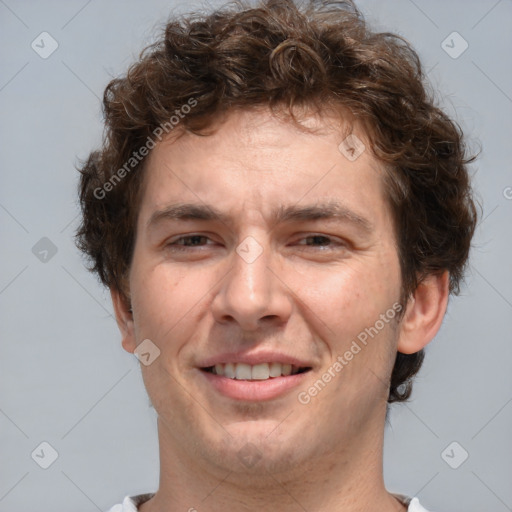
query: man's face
125 108 403 475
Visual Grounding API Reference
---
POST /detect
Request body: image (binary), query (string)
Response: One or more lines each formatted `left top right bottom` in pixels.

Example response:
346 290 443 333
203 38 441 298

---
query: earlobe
110 287 137 354
397 271 450 354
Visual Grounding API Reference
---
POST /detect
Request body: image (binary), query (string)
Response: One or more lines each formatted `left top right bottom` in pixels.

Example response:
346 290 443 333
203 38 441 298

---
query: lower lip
199 369 310 401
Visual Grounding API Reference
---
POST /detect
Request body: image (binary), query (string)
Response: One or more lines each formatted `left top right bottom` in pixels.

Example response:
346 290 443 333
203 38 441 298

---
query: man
76 1 477 510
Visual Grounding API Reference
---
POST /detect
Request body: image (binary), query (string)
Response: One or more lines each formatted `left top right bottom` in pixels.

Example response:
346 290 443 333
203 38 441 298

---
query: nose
211 238 292 331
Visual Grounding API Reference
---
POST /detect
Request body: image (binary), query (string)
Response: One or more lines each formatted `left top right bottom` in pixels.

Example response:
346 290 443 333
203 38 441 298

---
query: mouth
199 363 313 401
201 362 312 380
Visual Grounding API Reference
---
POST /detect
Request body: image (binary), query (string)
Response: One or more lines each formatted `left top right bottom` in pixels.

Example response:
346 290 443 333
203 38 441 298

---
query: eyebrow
147 201 373 233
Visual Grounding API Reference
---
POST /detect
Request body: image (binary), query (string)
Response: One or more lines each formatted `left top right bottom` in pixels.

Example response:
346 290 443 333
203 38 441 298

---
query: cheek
300 256 400 322
130 261 196 341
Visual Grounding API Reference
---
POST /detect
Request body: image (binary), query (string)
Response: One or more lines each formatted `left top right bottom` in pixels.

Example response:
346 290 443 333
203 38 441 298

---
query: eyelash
166 234 345 251
168 235 212 250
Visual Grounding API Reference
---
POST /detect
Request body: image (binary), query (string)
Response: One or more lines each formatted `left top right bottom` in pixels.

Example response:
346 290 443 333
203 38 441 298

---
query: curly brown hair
76 0 477 403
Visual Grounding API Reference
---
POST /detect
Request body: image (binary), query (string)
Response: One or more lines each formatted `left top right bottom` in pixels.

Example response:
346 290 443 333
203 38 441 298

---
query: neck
140 407 406 512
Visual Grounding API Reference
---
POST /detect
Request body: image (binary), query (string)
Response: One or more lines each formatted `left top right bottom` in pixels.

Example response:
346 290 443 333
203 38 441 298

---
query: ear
397 271 450 354
110 287 137 354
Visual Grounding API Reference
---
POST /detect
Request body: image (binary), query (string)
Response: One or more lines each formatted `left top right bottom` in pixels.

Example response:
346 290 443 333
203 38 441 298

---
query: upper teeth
212 362 300 380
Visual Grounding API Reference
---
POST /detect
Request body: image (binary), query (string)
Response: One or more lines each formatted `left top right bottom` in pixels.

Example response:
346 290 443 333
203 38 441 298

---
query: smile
199 364 312 401
202 362 311 380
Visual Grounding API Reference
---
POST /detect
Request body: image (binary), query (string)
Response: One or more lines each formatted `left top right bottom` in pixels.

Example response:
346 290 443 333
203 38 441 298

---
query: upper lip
198 350 314 369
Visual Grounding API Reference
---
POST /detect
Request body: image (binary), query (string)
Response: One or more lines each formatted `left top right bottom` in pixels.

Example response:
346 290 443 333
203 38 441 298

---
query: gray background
1 0 511 511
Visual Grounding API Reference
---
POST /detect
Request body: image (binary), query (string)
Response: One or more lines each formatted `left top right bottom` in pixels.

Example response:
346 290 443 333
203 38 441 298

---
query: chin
198 421 310 475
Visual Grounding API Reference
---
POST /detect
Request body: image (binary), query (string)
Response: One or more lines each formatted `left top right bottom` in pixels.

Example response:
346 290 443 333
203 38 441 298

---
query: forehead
138 108 391 231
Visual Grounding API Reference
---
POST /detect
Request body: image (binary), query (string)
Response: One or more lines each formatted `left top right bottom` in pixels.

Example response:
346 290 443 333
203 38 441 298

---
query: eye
300 235 331 247
167 235 213 250
295 235 344 250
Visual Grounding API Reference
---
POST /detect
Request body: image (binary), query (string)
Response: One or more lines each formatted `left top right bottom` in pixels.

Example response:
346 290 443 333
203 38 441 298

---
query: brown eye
295 235 345 250
302 235 332 247
166 235 214 251
173 235 209 246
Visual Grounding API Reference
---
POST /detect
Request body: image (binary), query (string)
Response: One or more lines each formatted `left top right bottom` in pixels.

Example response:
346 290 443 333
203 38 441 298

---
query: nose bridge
230 236 272 312
212 234 290 329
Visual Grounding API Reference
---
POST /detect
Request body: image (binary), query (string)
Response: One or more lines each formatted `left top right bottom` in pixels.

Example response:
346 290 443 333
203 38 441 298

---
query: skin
111 107 449 512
